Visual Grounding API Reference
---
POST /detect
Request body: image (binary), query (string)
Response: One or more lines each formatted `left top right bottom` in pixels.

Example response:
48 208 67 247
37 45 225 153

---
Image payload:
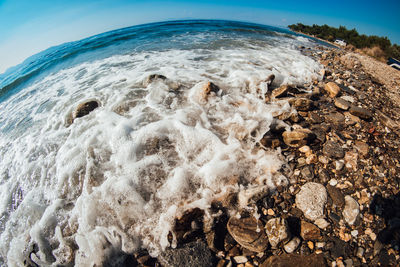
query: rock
344 151 358 170
143 74 167 86
325 112 345 124
271 85 289 98
356 247 365 258
73 100 100 120
314 218 330 229
323 140 345 159
318 168 330 184
284 237 301 253
324 82 341 98
334 98 351 110
326 185 345 208
159 240 216 267
349 106 372 120
227 216 269 253
300 221 322 241
265 218 290 248
260 254 327 267
295 182 327 221
233 256 248 264
202 81 220 96
354 141 369 157
282 129 314 147
290 98 313 111
342 196 360 225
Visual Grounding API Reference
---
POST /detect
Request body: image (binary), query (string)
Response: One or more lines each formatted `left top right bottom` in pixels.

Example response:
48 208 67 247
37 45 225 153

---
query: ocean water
0 20 324 266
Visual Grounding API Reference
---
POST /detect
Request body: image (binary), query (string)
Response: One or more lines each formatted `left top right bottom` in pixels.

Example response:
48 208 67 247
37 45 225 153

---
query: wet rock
233 255 248 264
271 84 289 98
143 74 167 86
290 98 313 111
260 253 327 267
300 221 322 241
295 182 327 221
326 185 345 208
324 82 341 98
227 216 269 253
159 239 216 267
265 218 290 248
73 100 100 120
284 237 301 253
202 81 220 96
349 105 372 120
323 140 345 159
334 98 351 110
282 129 315 148
342 196 359 225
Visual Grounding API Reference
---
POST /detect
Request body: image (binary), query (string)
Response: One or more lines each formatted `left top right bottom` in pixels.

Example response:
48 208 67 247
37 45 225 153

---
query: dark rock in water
349 105 373 120
159 240 216 267
202 81 220 95
227 216 269 253
323 140 344 159
73 100 100 120
326 184 345 208
143 74 167 86
260 253 327 267
173 208 204 244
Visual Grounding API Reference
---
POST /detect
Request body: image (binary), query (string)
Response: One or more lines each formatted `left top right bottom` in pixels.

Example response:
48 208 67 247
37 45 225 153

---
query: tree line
288 23 400 60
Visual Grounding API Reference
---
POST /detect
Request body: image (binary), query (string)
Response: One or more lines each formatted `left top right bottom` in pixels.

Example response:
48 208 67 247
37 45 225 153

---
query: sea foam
0 26 322 266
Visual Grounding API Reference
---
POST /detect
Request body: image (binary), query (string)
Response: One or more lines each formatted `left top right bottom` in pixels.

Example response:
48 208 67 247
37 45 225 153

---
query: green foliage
288 23 399 60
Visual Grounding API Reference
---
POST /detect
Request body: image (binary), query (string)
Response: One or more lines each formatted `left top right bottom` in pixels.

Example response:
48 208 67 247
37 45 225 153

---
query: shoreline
130 46 400 266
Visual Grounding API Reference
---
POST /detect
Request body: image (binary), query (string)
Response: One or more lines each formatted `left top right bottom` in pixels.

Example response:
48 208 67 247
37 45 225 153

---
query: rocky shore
73 46 400 267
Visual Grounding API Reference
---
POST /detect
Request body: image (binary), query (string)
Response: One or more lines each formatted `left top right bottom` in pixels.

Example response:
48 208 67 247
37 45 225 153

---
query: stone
282 129 314 148
317 168 330 183
342 196 360 225
143 74 167 86
326 185 345 208
159 240 216 267
295 182 327 221
325 112 345 124
284 237 301 253
260 254 327 267
233 256 248 264
300 221 322 241
356 247 365 258
227 216 269 253
323 140 344 159
349 106 372 120
265 218 290 248
324 82 341 98
290 98 313 111
334 98 351 110
271 85 289 98
314 218 330 229
73 100 100 120
344 151 358 170
354 141 369 157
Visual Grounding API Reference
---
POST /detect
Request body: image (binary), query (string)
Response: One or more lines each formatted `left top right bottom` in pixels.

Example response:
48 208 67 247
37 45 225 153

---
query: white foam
0 39 322 265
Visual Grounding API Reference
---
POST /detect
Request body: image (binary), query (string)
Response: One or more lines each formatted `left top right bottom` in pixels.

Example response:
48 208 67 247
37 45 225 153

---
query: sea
0 20 326 266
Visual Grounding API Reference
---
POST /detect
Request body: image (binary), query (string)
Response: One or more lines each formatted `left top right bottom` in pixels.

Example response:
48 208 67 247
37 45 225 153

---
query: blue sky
0 0 399 73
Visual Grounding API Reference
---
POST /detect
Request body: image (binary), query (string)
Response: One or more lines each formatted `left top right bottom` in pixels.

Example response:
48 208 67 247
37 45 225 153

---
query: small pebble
234 256 248 264
351 230 358 237
329 179 338 186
